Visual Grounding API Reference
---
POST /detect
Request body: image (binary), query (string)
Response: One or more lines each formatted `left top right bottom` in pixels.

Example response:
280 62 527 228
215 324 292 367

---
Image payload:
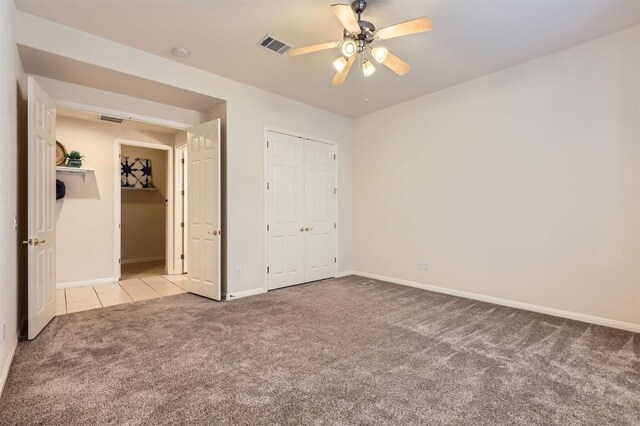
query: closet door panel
267 132 305 289
303 140 336 282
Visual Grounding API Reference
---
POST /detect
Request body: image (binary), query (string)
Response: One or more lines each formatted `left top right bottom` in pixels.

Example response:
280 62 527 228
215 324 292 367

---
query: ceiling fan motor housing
351 0 367 15
348 1 376 44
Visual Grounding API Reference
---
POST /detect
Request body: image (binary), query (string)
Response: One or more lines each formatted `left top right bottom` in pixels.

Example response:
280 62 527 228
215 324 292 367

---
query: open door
26 77 57 339
185 119 221 300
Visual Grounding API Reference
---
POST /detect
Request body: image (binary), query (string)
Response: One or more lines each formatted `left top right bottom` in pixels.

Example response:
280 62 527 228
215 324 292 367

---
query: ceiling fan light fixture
371 46 388 63
341 39 357 57
333 57 348 73
362 59 376 77
286 0 429 85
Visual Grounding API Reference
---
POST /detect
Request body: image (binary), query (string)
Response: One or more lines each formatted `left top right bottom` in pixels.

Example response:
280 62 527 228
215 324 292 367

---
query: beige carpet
1 275 639 425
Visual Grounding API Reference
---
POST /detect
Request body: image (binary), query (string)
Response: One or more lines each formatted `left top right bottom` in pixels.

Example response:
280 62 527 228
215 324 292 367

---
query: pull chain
361 54 369 103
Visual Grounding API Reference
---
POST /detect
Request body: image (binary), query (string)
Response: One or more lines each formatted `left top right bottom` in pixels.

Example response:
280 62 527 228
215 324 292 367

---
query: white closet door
267 132 305 289
186 119 221 300
303 140 336 282
27 77 57 339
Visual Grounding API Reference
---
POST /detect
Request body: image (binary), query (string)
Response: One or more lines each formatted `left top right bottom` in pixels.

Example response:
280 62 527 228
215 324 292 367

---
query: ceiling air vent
98 115 124 124
257 35 291 55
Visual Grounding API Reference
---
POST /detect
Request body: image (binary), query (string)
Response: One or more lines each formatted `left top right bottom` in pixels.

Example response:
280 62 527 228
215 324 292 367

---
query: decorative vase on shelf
66 151 84 168
67 158 82 168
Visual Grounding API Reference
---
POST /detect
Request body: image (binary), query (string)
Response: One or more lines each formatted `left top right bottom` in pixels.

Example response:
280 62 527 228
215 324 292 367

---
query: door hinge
267 266 270 273
334 223 336 229
267 224 270 232
118 258 121 264
333 154 336 160
267 182 270 190
334 188 337 194
267 141 269 148
334 257 337 263
180 254 184 260
181 222 184 228
181 158 185 164
181 190 185 196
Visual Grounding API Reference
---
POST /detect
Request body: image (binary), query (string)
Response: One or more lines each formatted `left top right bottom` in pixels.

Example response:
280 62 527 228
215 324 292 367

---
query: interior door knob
299 227 305 232
305 227 313 232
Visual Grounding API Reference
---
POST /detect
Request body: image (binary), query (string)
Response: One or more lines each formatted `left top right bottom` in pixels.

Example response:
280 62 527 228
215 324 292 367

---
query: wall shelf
56 166 94 183
121 187 158 192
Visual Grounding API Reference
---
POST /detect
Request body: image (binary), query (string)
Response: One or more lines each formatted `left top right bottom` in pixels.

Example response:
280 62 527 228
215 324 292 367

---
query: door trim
114 139 175 279
174 142 188 274
263 126 339 291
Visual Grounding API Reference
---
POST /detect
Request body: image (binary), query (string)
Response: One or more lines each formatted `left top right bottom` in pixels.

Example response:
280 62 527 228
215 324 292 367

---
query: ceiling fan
288 0 432 85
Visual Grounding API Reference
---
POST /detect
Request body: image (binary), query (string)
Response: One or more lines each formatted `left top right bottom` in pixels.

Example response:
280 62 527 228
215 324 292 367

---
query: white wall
353 27 640 327
55 116 173 286
15 11 353 297
120 145 167 263
0 1 21 395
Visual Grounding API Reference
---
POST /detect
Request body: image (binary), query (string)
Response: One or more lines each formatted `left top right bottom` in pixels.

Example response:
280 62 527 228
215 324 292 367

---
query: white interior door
266 131 337 290
186 119 221 300
303 140 336 282
27 76 57 339
267 132 305 290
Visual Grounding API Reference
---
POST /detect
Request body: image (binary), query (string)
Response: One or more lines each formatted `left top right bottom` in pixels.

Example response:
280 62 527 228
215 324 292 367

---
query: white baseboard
226 287 268 300
350 271 640 334
56 276 118 289
121 256 165 265
0 332 18 399
335 271 355 278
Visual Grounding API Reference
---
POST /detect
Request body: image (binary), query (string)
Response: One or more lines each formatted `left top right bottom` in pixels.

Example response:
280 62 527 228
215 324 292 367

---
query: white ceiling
15 0 640 117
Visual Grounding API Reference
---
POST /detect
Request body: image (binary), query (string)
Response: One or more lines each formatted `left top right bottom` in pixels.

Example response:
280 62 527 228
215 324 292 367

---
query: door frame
114 139 175 279
263 126 339 291
174 142 188 274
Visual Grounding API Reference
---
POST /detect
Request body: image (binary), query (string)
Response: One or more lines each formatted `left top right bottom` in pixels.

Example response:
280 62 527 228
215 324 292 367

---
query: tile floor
120 260 168 280
56 274 188 315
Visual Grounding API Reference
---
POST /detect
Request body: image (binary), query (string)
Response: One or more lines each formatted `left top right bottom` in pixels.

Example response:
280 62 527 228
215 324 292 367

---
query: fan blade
331 4 361 34
376 17 432 40
382 51 411 76
331 55 355 86
288 41 339 57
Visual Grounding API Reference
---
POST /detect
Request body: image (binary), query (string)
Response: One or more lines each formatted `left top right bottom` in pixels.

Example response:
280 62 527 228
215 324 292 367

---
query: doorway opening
23 74 226 339
53 107 190 316
116 140 173 281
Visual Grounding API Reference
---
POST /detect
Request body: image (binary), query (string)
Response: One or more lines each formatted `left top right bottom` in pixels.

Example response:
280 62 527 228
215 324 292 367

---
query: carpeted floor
1 275 639 425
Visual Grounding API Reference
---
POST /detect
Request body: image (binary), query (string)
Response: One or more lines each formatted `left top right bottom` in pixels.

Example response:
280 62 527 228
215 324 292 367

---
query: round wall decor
56 141 68 166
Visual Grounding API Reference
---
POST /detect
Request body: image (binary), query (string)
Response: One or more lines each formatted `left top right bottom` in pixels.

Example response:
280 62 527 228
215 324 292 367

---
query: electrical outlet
235 266 242 277
418 262 430 271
